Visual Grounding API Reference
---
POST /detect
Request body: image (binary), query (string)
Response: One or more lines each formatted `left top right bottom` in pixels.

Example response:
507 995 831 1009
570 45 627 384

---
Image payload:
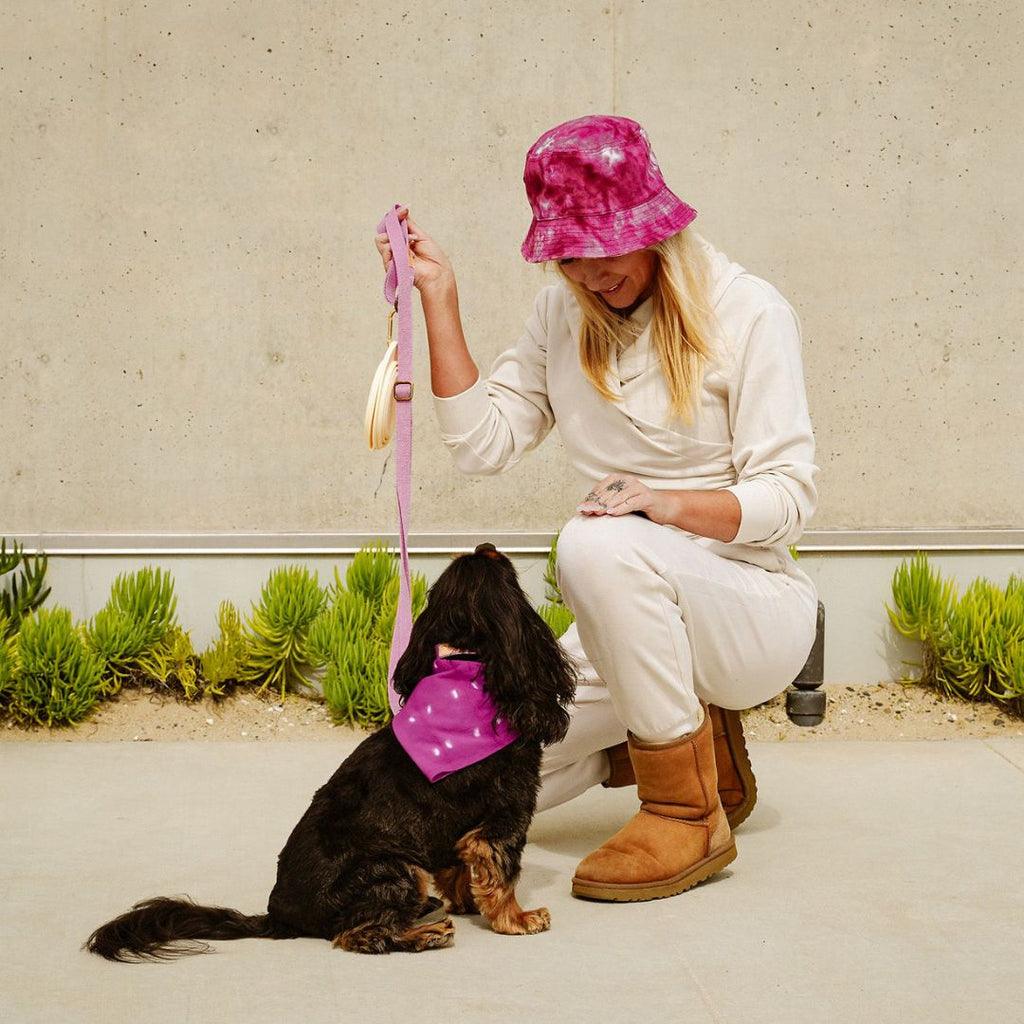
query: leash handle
377 206 415 714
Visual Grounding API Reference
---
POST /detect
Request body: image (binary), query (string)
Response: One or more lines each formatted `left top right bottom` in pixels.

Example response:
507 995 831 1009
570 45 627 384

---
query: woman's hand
577 474 671 522
373 207 479 397
577 474 741 542
374 207 454 296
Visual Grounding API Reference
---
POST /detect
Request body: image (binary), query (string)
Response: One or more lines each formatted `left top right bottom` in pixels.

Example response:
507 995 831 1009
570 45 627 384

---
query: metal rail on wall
9 529 1024 556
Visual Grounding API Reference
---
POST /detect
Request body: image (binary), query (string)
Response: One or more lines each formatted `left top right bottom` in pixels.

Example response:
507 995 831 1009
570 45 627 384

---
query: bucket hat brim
521 186 697 263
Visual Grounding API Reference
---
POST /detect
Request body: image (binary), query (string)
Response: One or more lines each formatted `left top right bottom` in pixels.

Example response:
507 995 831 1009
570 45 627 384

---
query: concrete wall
3 1 1021 539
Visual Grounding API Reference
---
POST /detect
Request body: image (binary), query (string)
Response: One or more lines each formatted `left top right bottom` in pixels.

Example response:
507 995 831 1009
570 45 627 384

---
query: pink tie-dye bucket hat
521 115 697 263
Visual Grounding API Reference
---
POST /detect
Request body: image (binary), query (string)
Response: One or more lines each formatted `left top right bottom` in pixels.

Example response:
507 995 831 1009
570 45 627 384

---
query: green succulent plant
889 555 1023 715
138 626 201 700
935 579 999 699
537 600 575 639
887 553 957 646
200 601 247 697
10 607 106 727
308 587 384 727
536 533 575 638
989 639 1024 709
309 545 427 729
1 538 51 640
0 631 17 712
542 534 564 606
240 565 327 699
83 567 179 694
344 541 402 610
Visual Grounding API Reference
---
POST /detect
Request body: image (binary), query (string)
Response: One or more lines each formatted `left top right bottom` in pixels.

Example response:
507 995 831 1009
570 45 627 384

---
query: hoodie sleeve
723 299 818 547
432 287 557 475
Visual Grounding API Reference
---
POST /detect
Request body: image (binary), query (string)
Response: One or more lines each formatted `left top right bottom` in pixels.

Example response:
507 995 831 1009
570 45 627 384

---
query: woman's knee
556 515 703 597
555 516 634 595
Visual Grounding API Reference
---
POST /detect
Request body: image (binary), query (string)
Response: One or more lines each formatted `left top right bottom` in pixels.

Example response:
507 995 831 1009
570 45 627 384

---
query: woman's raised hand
374 207 454 296
372 207 478 397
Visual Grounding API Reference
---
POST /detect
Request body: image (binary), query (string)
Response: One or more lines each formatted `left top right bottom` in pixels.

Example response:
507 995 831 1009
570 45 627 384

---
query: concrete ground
3 737 1022 1024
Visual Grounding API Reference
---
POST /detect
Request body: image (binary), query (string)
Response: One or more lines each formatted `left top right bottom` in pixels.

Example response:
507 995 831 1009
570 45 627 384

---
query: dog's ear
481 604 576 747
391 621 437 703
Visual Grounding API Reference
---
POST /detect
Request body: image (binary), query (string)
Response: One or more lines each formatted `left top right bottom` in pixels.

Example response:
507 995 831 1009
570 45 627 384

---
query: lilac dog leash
373 211 522 775
377 205 415 714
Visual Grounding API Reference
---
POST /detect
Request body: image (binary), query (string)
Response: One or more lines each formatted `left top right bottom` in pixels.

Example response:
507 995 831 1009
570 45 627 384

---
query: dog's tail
84 895 278 962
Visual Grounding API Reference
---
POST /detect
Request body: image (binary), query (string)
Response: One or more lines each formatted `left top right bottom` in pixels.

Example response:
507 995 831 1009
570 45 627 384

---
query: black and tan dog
85 544 576 959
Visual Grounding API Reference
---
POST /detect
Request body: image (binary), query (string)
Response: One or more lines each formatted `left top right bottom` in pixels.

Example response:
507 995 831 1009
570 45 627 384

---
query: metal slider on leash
388 306 414 403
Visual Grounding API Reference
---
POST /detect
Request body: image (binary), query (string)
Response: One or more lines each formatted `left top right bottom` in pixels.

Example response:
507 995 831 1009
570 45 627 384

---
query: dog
85 543 577 959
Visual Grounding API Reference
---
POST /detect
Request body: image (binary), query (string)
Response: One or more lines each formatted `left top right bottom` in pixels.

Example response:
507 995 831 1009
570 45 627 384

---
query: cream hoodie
433 244 817 573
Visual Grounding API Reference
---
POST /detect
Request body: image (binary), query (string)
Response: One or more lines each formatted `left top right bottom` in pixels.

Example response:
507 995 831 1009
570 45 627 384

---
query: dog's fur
85 544 576 959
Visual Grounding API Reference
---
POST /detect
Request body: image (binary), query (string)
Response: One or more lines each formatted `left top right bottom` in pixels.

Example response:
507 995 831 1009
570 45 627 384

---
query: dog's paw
397 915 456 952
333 925 390 954
492 906 551 936
518 907 551 934
333 915 456 954
417 917 456 950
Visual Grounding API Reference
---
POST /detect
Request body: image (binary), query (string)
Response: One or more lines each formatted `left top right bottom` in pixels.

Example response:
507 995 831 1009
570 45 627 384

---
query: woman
375 115 818 903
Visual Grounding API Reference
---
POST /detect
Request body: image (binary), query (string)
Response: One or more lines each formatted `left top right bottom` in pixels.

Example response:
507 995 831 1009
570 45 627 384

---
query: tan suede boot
573 709 736 902
603 703 757 829
708 704 757 828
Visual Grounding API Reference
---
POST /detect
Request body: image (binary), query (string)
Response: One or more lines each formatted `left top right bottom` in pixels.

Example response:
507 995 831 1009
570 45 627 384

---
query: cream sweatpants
537 513 818 812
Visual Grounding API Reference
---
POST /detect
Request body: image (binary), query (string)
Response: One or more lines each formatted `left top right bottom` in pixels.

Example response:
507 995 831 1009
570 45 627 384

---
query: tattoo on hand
606 479 626 493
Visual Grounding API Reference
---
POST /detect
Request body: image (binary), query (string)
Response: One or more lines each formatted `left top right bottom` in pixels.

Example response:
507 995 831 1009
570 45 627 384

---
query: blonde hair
557 229 719 423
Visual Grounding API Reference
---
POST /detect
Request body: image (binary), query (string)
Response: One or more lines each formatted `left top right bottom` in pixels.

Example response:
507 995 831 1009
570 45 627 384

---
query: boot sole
720 708 758 830
570 841 737 903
